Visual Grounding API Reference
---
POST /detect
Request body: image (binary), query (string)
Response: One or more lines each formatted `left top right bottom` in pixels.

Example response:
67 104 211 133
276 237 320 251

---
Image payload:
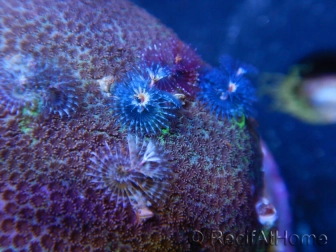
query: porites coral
0 0 263 251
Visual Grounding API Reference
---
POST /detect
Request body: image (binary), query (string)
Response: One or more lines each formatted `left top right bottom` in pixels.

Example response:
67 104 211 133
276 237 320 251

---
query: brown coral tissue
0 0 263 251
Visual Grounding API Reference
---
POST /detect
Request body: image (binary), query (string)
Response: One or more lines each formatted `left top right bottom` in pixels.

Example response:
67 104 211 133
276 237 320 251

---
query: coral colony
0 0 262 251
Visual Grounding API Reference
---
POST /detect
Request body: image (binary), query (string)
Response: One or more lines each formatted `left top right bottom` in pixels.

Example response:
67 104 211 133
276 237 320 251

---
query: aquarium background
132 0 336 251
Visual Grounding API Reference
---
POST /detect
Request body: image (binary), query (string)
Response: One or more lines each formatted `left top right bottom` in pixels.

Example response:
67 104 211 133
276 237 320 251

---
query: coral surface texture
0 0 263 251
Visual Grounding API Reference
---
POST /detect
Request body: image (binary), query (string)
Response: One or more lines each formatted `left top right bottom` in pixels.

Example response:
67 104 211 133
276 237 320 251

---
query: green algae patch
234 114 246 129
158 128 170 144
19 120 33 134
22 107 39 117
161 128 170 135
19 108 39 134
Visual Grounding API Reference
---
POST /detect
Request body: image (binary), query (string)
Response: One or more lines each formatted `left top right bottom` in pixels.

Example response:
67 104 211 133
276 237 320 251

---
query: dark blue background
132 0 336 251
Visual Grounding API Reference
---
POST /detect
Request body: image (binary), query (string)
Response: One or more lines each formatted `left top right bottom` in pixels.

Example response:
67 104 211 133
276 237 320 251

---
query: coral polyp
88 135 171 216
112 73 181 135
142 40 202 95
197 55 257 119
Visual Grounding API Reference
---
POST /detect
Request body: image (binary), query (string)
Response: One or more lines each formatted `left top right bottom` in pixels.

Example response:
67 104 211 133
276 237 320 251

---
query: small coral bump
111 72 181 135
87 135 172 216
96 76 116 95
197 55 257 120
142 40 202 95
255 197 278 227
